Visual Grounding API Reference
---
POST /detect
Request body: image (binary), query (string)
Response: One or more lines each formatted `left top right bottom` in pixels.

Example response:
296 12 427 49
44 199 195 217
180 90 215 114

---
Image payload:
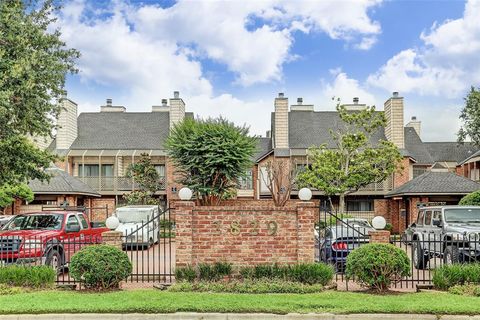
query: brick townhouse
23 91 480 232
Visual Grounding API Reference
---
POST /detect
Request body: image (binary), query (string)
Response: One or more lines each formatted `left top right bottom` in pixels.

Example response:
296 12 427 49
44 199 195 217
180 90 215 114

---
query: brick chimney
384 92 404 149
406 116 421 137
274 92 289 149
169 91 185 129
56 92 78 150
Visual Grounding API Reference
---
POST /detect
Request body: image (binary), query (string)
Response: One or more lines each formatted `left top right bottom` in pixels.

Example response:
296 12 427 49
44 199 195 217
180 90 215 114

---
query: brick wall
166 159 182 204
393 157 412 188
374 199 390 222
90 197 115 222
174 201 316 267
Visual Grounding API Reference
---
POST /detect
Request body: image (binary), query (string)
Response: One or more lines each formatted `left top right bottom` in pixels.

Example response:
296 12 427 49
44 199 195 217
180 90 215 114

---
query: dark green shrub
0 265 55 288
285 263 334 285
384 223 393 232
70 245 132 290
345 243 410 292
240 264 285 280
459 191 480 205
433 263 480 290
198 262 233 281
175 265 196 282
169 280 327 294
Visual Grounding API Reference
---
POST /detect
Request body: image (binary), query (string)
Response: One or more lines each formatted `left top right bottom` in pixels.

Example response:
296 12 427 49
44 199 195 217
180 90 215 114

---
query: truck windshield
116 209 153 223
444 208 480 223
3 214 64 231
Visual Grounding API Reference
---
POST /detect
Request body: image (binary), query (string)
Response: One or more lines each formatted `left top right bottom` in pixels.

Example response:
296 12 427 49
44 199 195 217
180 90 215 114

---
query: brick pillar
297 201 315 263
175 201 195 267
102 230 123 250
369 230 391 244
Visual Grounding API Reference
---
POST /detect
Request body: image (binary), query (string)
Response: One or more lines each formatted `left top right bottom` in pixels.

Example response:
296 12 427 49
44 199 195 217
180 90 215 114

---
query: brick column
369 230 391 244
101 230 123 250
174 201 195 267
296 201 315 263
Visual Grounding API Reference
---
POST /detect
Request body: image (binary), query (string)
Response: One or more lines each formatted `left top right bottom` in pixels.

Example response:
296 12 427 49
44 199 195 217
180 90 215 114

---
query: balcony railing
290 176 393 193
77 176 166 192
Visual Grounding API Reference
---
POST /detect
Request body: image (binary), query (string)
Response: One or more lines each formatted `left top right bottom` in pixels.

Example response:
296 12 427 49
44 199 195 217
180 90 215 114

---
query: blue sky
58 0 480 141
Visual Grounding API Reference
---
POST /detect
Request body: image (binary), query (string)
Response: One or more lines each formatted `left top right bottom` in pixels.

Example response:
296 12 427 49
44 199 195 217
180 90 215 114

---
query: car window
424 211 432 226
67 215 80 227
432 211 442 225
4 214 64 231
416 210 425 226
77 214 89 229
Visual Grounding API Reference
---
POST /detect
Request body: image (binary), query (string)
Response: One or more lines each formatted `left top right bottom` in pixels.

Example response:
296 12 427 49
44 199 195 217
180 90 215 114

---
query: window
77 214 89 229
417 210 425 226
433 211 442 225
424 210 432 225
238 170 253 190
413 166 428 178
66 215 80 229
346 200 373 212
78 164 113 176
154 164 165 177
4 214 64 231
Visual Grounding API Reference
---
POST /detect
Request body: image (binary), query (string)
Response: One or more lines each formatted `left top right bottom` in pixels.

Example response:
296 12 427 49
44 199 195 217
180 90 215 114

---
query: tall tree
458 86 480 145
123 154 160 205
0 0 79 186
297 103 402 213
166 117 256 205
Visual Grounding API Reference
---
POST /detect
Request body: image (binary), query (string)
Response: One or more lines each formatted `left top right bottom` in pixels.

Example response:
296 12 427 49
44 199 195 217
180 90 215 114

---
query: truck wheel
444 246 460 265
413 240 428 270
45 249 63 274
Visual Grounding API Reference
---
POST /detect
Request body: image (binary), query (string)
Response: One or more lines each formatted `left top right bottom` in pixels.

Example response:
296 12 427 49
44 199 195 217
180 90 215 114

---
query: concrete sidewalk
0 314 478 320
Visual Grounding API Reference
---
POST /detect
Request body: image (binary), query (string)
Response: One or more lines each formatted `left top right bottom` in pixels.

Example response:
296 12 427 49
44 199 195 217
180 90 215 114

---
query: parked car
0 211 109 271
114 205 161 249
407 206 480 269
318 219 374 271
0 215 13 229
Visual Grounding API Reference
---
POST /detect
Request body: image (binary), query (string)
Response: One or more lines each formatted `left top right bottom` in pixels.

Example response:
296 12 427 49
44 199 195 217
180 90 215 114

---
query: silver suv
409 206 480 269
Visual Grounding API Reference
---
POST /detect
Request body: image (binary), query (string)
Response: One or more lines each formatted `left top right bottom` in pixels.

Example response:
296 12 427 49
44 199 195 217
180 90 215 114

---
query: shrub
459 191 480 205
433 263 480 290
169 280 328 294
239 263 333 285
198 262 232 281
0 265 55 288
70 245 132 290
175 265 196 282
345 243 410 292
448 284 480 296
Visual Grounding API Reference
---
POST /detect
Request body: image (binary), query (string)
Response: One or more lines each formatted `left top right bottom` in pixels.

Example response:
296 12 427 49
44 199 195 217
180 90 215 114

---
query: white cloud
368 0 480 98
322 70 378 107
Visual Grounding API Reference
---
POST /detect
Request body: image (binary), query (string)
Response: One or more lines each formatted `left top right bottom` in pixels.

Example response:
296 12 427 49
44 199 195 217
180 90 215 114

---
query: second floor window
79 164 114 176
346 200 374 212
238 170 253 190
154 164 166 178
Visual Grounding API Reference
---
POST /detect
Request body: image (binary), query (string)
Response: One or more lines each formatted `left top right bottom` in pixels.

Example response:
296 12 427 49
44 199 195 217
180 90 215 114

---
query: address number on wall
212 220 278 236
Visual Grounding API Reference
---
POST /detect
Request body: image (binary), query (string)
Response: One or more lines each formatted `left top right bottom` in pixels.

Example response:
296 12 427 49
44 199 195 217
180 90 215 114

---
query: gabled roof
386 171 480 197
70 112 193 150
253 137 273 162
424 141 477 163
404 127 433 165
284 110 386 149
29 167 100 197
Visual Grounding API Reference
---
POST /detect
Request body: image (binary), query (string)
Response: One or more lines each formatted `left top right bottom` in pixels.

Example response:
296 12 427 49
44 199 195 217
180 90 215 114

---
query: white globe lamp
179 187 193 201
298 188 312 201
372 216 387 230
106 216 120 230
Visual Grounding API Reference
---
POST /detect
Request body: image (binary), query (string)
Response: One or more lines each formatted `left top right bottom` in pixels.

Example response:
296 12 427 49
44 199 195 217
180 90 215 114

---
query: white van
114 205 160 248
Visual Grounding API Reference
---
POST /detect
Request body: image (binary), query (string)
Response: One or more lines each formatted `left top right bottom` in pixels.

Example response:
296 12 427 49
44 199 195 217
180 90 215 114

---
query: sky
56 0 480 142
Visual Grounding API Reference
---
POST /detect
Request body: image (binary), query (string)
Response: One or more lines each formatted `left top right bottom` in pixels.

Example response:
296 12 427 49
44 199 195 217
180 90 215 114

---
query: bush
169 280 328 294
448 284 480 296
198 262 232 281
433 263 480 290
0 265 55 288
239 263 333 285
70 245 132 290
345 243 410 292
459 191 480 205
175 265 196 282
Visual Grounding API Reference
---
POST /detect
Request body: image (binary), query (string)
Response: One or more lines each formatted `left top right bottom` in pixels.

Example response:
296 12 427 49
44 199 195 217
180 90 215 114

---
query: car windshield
116 208 153 223
3 214 64 231
444 208 480 223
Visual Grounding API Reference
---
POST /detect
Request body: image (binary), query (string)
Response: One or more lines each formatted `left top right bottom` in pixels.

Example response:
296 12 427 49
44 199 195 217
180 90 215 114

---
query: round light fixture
372 216 387 230
106 216 120 230
298 188 312 201
178 187 193 201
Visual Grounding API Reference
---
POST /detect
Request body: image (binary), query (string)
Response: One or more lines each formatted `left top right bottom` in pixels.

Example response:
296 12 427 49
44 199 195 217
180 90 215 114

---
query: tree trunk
338 193 345 215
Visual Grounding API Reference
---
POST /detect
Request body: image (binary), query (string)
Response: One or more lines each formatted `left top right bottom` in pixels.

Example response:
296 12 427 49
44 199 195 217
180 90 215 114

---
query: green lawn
0 289 478 314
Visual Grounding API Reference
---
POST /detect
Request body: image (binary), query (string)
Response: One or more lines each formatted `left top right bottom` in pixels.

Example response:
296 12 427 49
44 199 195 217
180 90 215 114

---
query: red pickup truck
0 211 109 271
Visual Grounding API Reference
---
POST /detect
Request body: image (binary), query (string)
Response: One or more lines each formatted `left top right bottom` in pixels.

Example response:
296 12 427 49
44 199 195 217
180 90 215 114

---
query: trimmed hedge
433 263 480 290
70 245 132 290
175 262 233 282
346 243 410 292
0 266 55 288
169 279 328 294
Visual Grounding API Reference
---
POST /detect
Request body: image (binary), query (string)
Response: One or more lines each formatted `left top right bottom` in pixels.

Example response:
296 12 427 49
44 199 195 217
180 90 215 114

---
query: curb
0 314 478 320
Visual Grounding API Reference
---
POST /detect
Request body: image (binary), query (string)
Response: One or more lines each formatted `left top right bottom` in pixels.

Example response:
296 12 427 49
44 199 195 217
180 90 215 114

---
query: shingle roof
28 167 100 197
286 111 386 149
253 137 272 162
70 112 193 150
386 171 480 197
404 127 433 165
424 141 477 163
